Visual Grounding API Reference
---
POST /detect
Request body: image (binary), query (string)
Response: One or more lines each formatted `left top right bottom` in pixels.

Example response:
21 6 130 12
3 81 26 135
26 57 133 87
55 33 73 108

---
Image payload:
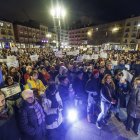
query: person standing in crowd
116 59 126 71
114 71 131 121
9 66 21 83
86 69 101 123
104 62 114 77
126 77 140 135
42 84 63 140
24 70 46 96
0 90 20 140
38 66 50 86
24 66 32 84
96 74 117 129
18 89 46 140
55 66 68 87
49 65 58 82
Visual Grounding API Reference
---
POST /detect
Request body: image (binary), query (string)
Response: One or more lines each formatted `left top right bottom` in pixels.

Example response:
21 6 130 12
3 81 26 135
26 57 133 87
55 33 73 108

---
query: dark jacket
127 88 140 118
73 77 85 98
0 101 20 140
85 77 101 95
101 83 116 103
58 84 69 102
18 101 46 140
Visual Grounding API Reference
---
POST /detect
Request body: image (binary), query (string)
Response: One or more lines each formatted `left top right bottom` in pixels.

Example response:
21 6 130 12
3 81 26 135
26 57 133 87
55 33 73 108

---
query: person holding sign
0 90 21 140
24 70 46 97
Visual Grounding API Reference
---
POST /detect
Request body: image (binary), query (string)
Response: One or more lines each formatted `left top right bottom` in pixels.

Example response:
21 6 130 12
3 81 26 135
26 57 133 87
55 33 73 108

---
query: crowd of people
0 47 140 140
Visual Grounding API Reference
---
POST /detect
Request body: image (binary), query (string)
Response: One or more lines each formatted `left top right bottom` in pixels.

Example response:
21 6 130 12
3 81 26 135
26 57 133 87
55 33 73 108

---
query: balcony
126 22 131 26
125 28 130 32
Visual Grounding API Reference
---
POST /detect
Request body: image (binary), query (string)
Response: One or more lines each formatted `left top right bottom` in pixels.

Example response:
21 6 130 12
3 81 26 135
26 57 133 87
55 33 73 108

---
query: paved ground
65 115 140 140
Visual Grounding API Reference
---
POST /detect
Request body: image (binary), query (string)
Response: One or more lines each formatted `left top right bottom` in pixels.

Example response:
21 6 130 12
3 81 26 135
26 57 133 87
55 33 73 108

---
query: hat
22 89 34 100
93 69 99 75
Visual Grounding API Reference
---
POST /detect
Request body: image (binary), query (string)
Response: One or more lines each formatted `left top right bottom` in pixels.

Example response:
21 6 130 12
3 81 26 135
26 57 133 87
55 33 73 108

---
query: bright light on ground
67 108 78 122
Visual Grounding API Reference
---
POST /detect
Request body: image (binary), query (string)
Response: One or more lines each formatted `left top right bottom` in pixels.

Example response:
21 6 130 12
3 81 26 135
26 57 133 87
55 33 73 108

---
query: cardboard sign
7 60 19 68
7 56 17 62
1 83 21 98
100 52 108 58
30 55 39 61
67 50 79 56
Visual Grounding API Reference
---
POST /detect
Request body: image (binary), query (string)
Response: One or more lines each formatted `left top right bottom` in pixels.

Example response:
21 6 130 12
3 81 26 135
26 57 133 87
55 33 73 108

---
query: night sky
0 0 140 27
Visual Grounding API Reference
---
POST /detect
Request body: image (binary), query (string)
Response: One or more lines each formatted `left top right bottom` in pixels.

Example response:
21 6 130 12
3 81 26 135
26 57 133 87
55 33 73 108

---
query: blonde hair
102 74 115 89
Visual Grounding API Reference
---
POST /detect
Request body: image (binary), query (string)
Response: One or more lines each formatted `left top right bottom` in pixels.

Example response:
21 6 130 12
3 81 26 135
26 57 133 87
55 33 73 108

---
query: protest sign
1 83 21 98
0 59 7 63
7 56 17 62
7 60 19 68
100 52 108 58
11 47 18 52
55 51 63 58
122 70 133 83
92 54 99 60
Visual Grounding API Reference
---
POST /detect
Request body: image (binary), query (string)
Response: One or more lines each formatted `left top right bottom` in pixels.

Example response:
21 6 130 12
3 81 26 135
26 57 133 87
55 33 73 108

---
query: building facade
14 24 48 44
69 27 93 46
122 16 140 48
0 20 15 41
60 29 69 46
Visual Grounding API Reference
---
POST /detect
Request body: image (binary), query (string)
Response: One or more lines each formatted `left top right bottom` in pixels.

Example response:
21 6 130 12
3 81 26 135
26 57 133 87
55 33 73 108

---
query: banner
30 54 39 61
1 83 21 98
66 50 79 56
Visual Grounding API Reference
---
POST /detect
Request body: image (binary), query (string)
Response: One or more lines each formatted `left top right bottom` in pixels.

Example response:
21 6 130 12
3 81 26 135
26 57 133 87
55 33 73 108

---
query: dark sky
0 0 140 27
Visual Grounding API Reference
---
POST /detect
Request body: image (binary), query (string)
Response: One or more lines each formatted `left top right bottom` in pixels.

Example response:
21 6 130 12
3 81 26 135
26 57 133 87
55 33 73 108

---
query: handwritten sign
30 54 39 61
100 52 108 58
0 59 7 63
92 54 99 60
1 83 21 98
11 47 18 52
7 56 17 62
7 60 19 68
55 51 63 58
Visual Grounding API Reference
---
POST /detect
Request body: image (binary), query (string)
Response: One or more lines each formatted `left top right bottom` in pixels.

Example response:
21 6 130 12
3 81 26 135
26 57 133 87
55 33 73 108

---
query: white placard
7 60 19 68
55 51 63 58
0 59 7 63
100 52 108 58
30 54 39 61
7 56 17 62
11 47 18 52
92 54 99 60
112 61 118 66
1 83 21 98
125 65 130 70
122 70 133 83
77 56 83 62
94 48 99 52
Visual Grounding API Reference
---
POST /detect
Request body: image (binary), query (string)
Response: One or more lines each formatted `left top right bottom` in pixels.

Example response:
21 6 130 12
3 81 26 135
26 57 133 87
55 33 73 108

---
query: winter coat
18 101 46 140
127 88 140 118
0 101 21 140
73 77 85 98
100 83 116 103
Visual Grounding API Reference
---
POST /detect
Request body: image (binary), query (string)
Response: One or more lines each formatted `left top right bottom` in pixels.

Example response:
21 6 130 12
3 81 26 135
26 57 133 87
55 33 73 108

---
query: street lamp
112 27 120 33
50 5 66 50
